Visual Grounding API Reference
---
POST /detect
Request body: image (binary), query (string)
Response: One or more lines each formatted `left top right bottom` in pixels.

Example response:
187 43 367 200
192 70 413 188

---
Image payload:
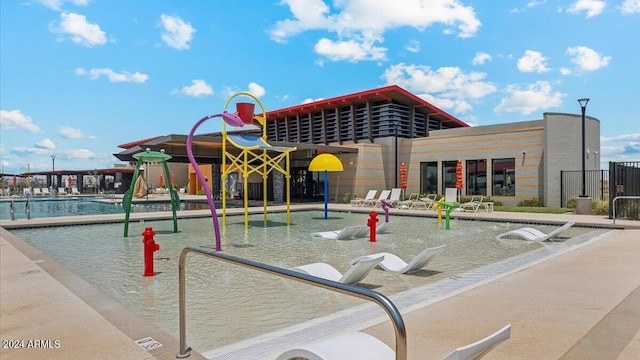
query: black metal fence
561 161 640 220
608 161 640 219
560 169 609 207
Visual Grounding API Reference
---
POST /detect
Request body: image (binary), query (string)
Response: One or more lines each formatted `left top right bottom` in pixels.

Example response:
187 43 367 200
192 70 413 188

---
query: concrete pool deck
1 203 639 359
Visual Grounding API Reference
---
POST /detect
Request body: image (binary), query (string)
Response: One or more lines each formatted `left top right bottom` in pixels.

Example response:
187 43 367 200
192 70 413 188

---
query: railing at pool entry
612 196 640 224
176 246 408 360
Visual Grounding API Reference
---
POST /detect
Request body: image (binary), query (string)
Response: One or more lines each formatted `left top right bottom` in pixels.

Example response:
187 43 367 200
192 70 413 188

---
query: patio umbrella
67 175 72 188
400 162 407 200
309 153 344 219
456 159 464 203
171 173 176 188
159 174 164 188
12 175 16 190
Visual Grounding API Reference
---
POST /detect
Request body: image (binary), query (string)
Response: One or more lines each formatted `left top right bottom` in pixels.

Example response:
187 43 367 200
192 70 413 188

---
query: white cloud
159 14 195 50
247 83 266 98
302 98 325 104
560 67 572 75
59 126 94 139
494 81 565 115
621 0 640 13
566 0 606 18
49 12 107 47
472 52 492 66
0 110 41 133
405 40 420 53
382 63 497 113
566 46 611 72
35 139 56 150
175 79 213 97
517 50 550 73
75 67 148 83
37 0 90 11
270 0 481 62
601 133 640 142
314 37 387 62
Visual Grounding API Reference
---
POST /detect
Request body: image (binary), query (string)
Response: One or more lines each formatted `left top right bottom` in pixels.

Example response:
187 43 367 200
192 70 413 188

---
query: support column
273 170 284 204
211 163 221 199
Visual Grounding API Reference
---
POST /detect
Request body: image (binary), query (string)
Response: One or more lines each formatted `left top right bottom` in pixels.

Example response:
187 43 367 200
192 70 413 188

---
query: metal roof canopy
265 84 468 127
113 133 357 163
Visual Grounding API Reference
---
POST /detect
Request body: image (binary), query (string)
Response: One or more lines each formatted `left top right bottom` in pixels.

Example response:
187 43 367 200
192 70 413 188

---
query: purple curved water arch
186 115 223 251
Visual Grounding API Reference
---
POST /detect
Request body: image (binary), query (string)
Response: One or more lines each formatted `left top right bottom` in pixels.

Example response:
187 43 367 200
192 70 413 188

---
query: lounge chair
58 187 68 195
410 194 438 210
461 195 483 212
387 188 403 206
290 255 384 285
496 221 575 242
361 189 390 207
32 188 42 196
71 187 81 195
23 188 32 197
441 324 512 360
445 187 458 205
311 225 369 240
397 192 419 208
351 190 378 207
351 244 446 274
276 324 511 360
41 187 51 196
377 221 391 233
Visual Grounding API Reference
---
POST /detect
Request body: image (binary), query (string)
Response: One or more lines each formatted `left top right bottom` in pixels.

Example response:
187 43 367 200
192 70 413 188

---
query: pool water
0 197 213 220
10 211 593 354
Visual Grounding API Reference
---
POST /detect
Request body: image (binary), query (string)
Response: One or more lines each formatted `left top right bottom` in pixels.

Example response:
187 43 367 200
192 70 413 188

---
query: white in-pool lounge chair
290 255 384 285
376 221 391 233
351 190 378 207
41 187 51 196
32 187 42 196
496 221 575 242
351 244 446 274
71 187 81 195
359 189 390 207
58 187 68 195
461 195 483 212
311 225 369 240
276 324 511 360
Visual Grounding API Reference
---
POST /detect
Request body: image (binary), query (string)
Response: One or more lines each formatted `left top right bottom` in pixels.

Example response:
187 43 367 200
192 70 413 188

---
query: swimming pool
0 197 213 220
9 210 598 356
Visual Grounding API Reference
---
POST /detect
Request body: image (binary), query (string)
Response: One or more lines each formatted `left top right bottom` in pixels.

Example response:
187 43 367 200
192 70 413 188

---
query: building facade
115 85 600 207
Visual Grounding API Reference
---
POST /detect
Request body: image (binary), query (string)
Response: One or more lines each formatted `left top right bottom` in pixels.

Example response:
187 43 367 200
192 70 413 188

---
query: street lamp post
392 121 399 188
51 155 55 196
578 98 589 197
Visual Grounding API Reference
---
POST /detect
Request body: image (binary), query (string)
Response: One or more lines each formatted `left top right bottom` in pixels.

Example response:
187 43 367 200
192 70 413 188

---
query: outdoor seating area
349 189 494 213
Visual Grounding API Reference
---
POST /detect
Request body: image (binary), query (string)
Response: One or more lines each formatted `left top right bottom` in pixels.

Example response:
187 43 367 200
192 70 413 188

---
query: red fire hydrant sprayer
142 227 160 276
367 211 378 242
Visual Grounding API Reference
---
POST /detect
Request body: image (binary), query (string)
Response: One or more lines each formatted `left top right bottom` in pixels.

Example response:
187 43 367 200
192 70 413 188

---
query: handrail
613 196 640 224
176 246 407 359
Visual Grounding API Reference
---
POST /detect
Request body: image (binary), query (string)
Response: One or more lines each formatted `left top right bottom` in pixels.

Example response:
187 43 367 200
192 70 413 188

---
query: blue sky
1 0 639 174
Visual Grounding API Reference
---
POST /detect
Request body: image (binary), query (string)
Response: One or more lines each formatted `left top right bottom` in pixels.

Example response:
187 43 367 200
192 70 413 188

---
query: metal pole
51 155 55 196
578 98 589 197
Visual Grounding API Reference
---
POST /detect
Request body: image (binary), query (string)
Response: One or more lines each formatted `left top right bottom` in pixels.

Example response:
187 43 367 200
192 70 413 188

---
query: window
442 160 458 194
420 162 437 194
466 159 487 196
492 158 515 196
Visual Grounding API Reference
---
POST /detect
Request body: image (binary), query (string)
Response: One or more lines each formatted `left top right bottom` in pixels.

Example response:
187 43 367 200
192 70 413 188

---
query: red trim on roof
117 136 163 149
266 85 468 127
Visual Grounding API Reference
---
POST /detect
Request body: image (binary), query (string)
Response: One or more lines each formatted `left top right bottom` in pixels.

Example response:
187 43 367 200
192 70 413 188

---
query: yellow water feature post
309 153 344 220
222 92 296 229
